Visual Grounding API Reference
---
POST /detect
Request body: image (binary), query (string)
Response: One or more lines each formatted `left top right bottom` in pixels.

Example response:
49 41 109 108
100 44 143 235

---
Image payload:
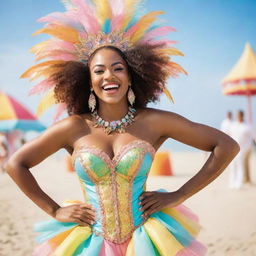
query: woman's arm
5 116 96 225
156 110 239 200
140 109 240 216
5 118 75 216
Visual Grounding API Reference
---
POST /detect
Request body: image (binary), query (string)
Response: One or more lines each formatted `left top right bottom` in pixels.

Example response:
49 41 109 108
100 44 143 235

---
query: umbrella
222 42 256 123
0 92 46 132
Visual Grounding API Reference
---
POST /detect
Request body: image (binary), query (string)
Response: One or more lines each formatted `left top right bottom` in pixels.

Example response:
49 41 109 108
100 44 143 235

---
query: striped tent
0 92 46 132
222 43 256 123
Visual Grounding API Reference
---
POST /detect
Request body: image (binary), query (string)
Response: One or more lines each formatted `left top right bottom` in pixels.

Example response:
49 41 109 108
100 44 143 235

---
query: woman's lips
102 83 120 95
103 87 119 95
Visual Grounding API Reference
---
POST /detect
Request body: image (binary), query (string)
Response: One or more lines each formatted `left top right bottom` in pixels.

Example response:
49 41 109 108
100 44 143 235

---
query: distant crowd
221 110 255 189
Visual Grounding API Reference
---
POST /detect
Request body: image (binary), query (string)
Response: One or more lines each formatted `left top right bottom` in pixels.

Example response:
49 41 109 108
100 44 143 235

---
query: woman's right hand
54 203 97 226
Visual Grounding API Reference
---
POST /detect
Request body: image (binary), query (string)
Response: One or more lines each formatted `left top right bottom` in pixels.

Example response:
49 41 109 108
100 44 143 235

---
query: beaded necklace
92 107 136 134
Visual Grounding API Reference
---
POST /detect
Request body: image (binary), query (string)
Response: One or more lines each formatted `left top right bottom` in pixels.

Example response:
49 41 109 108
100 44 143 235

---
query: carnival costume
21 0 207 255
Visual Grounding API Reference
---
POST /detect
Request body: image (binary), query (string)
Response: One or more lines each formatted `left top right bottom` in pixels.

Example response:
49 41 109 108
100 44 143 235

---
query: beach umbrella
222 42 256 123
0 92 46 132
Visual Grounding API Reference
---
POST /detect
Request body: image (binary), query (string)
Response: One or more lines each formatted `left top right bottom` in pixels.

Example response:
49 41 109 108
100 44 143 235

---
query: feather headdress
21 0 186 119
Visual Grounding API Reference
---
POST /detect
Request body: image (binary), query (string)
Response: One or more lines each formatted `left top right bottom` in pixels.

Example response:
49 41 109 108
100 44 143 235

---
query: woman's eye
94 70 104 74
115 67 124 71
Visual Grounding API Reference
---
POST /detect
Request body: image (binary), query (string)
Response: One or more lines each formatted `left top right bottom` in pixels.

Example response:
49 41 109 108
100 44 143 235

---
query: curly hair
52 44 172 115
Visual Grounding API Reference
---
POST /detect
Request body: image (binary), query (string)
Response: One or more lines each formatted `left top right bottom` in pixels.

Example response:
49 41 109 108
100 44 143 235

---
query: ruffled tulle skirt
33 204 207 256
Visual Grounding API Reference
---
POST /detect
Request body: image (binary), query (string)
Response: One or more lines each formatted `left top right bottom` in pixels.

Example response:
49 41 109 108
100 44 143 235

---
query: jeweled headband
21 0 186 118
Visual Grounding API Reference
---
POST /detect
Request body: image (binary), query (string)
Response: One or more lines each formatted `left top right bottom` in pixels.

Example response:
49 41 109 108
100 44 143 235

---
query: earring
88 88 96 112
127 84 135 106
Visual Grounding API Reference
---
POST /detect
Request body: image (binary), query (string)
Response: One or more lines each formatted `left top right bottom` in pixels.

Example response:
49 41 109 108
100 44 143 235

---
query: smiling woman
50 42 176 117
6 0 240 255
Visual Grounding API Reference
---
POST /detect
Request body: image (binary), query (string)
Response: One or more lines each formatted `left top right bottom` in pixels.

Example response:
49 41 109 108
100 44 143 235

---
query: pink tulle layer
98 238 131 256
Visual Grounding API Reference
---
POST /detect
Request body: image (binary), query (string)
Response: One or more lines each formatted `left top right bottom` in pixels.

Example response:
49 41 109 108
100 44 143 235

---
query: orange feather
20 61 65 79
130 11 164 43
33 25 80 43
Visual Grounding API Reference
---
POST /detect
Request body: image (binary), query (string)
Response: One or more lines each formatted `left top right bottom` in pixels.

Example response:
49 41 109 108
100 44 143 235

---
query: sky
0 0 256 151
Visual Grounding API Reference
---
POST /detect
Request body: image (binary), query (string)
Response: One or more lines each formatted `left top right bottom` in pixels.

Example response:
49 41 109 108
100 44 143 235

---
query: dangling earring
88 88 96 112
127 84 135 106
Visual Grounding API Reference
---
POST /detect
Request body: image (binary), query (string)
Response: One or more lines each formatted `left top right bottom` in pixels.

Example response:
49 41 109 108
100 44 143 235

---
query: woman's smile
102 83 120 95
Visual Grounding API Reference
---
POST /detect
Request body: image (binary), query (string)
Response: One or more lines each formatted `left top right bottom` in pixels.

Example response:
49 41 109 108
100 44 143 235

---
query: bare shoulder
33 114 91 149
139 107 196 139
51 114 91 133
140 107 183 123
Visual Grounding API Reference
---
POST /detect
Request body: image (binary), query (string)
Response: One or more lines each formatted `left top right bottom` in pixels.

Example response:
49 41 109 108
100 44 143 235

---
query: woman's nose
104 69 114 80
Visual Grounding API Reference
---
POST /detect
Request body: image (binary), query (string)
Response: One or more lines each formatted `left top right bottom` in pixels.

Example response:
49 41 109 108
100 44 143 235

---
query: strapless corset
33 140 206 256
72 140 156 243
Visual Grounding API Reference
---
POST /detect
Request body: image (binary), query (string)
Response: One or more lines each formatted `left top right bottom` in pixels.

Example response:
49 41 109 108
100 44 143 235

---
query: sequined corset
72 140 156 244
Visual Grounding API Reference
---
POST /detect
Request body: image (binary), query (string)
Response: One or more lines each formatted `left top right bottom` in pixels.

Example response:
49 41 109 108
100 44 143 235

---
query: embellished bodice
72 140 156 244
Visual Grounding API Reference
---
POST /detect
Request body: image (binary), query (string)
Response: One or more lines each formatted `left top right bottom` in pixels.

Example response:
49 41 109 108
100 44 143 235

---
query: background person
0 132 8 172
229 110 255 188
220 111 233 136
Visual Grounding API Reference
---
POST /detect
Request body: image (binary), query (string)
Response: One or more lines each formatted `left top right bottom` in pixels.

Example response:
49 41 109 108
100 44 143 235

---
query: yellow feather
130 11 164 43
36 89 56 117
33 25 79 43
30 41 50 55
35 53 56 62
123 0 141 29
29 66 61 81
163 87 174 103
92 0 112 25
34 50 73 61
20 61 65 79
169 62 188 75
158 48 184 56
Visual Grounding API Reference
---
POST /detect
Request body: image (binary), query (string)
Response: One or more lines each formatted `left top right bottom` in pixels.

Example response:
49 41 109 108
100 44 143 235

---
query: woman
6 0 239 255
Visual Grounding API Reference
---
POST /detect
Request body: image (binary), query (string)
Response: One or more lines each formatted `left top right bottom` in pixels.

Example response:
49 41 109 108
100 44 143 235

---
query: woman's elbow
227 137 240 157
5 156 20 176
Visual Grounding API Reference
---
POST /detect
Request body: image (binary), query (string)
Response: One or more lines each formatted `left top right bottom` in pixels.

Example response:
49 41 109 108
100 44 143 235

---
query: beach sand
0 151 256 256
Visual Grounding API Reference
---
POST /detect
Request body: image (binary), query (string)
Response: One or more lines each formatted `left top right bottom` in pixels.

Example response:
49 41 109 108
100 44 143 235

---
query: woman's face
89 48 130 106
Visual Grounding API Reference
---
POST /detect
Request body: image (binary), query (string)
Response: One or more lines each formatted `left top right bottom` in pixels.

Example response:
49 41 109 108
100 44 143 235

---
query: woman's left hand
139 191 184 219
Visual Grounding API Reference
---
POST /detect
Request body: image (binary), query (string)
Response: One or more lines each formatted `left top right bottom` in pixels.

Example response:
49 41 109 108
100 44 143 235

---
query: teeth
103 84 119 90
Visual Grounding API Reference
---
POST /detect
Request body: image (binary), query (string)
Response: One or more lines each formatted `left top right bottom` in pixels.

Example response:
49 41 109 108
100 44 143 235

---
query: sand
0 151 256 256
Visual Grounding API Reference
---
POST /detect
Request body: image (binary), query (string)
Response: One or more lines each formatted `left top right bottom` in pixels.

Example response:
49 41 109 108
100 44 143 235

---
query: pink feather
141 39 177 47
142 26 176 41
46 53 77 61
39 39 76 53
29 78 55 95
125 23 138 37
110 0 125 31
38 12 83 31
51 40 76 52
111 14 125 31
38 12 68 23
70 0 101 34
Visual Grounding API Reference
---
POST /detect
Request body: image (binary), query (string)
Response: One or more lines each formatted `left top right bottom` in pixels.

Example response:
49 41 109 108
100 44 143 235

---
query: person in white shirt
0 132 8 172
220 111 234 176
229 110 255 188
220 111 233 136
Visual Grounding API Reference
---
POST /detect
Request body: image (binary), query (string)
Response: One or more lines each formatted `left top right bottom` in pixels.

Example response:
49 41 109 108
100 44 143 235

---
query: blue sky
1 0 256 151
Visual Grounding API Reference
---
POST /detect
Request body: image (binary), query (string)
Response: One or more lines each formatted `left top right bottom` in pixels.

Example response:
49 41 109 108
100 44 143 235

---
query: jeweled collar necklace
91 107 136 134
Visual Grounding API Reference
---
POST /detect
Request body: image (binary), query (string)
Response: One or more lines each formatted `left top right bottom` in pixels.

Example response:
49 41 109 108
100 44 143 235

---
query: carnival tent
222 42 256 123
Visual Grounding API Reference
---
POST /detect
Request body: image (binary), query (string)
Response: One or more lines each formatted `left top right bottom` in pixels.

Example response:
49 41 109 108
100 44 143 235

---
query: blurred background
1 0 255 150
